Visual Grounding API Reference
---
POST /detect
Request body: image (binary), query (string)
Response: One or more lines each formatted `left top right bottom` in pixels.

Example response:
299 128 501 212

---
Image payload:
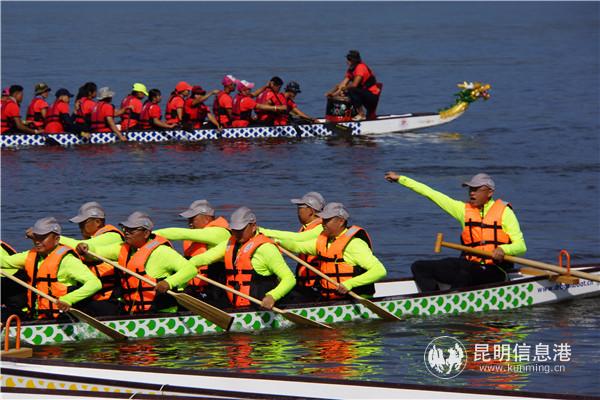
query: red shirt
165 95 185 124
256 90 285 123
75 97 96 125
26 97 49 128
90 101 115 133
120 95 143 130
45 100 70 133
213 92 233 126
1 99 20 134
232 95 257 128
183 98 210 129
346 63 380 95
139 102 163 130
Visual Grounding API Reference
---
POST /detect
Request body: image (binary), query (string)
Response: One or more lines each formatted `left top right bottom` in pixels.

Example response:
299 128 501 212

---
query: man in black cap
2 217 101 319
385 171 527 292
326 50 382 121
280 82 319 125
45 88 79 133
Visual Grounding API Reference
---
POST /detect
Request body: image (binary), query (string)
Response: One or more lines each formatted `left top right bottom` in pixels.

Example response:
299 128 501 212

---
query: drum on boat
325 96 355 122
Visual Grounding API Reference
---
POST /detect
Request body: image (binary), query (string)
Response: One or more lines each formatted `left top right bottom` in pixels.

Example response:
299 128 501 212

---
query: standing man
385 171 527 292
188 207 296 310
277 203 387 300
25 82 51 130
90 87 127 141
1 85 40 134
326 50 382 121
1 217 102 319
120 83 148 131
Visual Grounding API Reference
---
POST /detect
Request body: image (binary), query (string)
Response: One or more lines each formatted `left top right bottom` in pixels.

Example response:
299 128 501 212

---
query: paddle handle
434 233 600 283
276 245 362 301
194 274 265 309
88 251 160 289
1 269 59 304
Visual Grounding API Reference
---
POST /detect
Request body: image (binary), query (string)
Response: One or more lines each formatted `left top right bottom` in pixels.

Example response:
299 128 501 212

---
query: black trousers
1 270 30 322
346 87 379 115
411 257 507 293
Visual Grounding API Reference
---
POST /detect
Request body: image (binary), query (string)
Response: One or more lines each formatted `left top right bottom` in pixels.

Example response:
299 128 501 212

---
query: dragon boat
0 82 491 149
3 264 598 347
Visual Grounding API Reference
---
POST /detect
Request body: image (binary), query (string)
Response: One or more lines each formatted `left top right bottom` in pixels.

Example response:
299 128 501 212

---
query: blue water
1 2 599 397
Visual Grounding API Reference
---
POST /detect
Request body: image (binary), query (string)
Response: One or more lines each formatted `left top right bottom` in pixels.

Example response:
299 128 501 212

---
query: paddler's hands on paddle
261 294 275 310
336 283 350 295
385 171 400 182
492 247 505 263
56 299 71 313
76 243 98 263
155 280 170 294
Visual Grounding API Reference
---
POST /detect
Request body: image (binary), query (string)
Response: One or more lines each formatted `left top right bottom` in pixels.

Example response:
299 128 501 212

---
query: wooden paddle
193 273 332 329
0 270 127 341
434 233 600 283
87 251 234 331
277 245 401 321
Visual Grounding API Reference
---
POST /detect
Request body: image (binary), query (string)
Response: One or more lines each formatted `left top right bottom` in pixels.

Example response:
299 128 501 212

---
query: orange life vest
120 95 142 131
183 217 229 289
25 97 48 128
90 101 113 132
74 97 95 126
213 91 232 127
347 62 379 93
1 240 17 255
45 100 68 133
139 101 161 130
296 218 322 288
224 234 277 307
256 89 285 124
117 235 171 314
461 199 512 266
232 94 253 123
86 225 125 301
165 94 184 124
24 245 76 319
315 226 375 300
1 98 19 133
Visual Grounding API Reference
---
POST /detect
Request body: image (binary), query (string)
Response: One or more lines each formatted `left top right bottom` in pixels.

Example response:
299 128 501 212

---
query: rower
1 217 101 320
0 240 29 322
45 88 76 134
60 202 125 316
182 86 221 130
231 80 283 128
277 202 387 300
73 82 97 132
154 200 230 306
90 87 127 141
255 76 285 126
139 89 177 131
213 75 237 128
279 81 318 125
188 207 296 310
326 50 382 121
165 81 192 126
385 171 527 292
76 211 197 314
120 83 148 132
1 85 40 134
25 82 51 130
260 192 326 301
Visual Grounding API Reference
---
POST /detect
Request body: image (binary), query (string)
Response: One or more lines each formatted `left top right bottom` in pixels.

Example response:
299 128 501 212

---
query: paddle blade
356 297 401 321
172 292 234 331
324 122 353 136
280 310 332 329
68 308 128 341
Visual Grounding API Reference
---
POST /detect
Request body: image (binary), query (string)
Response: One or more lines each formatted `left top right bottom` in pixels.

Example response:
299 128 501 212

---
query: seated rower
90 87 127 141
1 217 101 320
154 200 230 306
188 207 296 310
231 80 285 128
1 85 40 134
277 202 387 300
182 86 221 131
255 76 285 126
76 211 197 314
60 201 125 316
165 81 192 127
25 82 51 131
260 192 326 302
213 75 238 128
0 240 29 322
45 88 76 134
120 83 148 132
385 171 527 292
279 81 318 125
138 89 177 131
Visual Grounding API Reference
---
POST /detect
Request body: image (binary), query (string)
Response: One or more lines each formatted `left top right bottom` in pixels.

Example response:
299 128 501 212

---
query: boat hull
6 266 599 346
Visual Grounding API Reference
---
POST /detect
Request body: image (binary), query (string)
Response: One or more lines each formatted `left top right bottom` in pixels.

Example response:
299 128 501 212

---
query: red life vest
139 101 161 130
1 240 17 255
86 225 125 301
461 199 512 266
25 97 48 128
256 89 285 125
232 94 253 123
213 91 232 127
45 100 68 133
347 62 379 93
183 98 209 129
224 234 277 307
183 217 230 290
117 235 171 314
90 101 114 132
165 94 184 124
315 226 375 300
1 98 19 133
74 98 95 125
296 218 322 288
24 245 76 319
120 95 142 131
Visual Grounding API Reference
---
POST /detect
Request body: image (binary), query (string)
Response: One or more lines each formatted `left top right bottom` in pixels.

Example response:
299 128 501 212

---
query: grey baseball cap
291 191 325 212
97 86 115 100
70 201 106 223
317 202 350 220
229 206 256 230
30 217 61 235
462 173 495 190
120 211 154 230
180 200 215 218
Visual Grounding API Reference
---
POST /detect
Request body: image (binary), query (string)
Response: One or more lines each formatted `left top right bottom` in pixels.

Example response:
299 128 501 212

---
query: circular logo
424 336 467 379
